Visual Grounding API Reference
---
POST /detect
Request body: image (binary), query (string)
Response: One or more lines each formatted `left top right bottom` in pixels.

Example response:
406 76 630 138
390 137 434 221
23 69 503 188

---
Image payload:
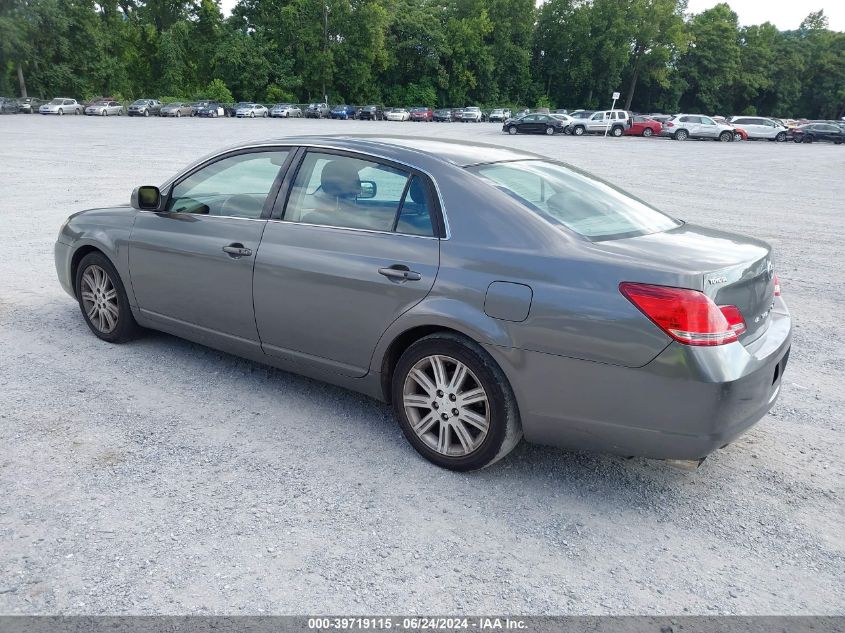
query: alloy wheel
643 128 653 137
402 354 490 457
80 265 119 334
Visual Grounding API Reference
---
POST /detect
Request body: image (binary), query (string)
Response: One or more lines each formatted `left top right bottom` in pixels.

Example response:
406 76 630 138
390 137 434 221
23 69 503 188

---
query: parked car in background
358 105 385 121
55 137 790 471
0 97 19 113
569 110 595 120
570 110 632 137
85 100 124 116
304 103 330 119
731 126 749 141
728 116 788 142
648 114 671 124
433 108 453 122
236 103 268 118
549 113 573 133
487 109 512 122
790 123 845 144
195 102 226 118
40 98 83 115
625 115 662 137
459 106 484 122
16 97 36 113
661 114 736 142
270 103 302 118
385 107 410 121
410 107 433 122
159 102 192 118
190 101 211 116
329 104 356 120
503 113 567 135
127 99 162 117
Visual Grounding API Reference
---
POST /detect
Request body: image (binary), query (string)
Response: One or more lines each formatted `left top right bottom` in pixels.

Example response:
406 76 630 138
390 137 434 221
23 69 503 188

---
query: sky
218 0 845 32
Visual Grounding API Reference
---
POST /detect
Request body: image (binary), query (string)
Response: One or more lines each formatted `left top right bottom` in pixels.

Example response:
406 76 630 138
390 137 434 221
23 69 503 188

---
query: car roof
221 135 541 168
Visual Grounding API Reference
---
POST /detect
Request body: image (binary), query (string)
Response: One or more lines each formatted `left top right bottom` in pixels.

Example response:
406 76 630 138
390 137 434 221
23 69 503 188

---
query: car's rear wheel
507 125 517 135
720 131 734 142
642 127 653 137
674 129 688 141
572 125 585 136
75 252 141 344
545 126 555 135
392 333 522 471
611 125 623 137
776 132 786 142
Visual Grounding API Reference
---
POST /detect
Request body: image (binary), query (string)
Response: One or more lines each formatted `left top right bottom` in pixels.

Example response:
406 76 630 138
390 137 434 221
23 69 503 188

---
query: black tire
392 332 523 471
793 136 802 143
176 110 181 118
572 125 585 136
720 131 734 142
611 125 623 137
545 126 555 135
58 108 64 116
776 131 786 142
642 127 653 137
143 109 149 117
74 252 142 344
804 135 814 143
675 129 688 141
507 125 517 135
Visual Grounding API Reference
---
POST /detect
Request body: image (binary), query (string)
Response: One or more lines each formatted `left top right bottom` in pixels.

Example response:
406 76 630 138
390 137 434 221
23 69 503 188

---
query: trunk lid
593 223 776 344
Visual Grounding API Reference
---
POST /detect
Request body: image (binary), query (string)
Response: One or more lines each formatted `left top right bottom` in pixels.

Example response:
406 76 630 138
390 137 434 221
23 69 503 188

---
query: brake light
773 274 781 297
665 121 674 128
619 282 746 346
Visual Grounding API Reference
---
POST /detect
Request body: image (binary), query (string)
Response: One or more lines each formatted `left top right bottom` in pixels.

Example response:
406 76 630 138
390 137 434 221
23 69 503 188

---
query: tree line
1 0 843 119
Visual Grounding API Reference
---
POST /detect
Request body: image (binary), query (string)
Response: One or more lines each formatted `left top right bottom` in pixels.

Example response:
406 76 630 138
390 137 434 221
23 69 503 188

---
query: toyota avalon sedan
236 103 268 118
55 137 791 471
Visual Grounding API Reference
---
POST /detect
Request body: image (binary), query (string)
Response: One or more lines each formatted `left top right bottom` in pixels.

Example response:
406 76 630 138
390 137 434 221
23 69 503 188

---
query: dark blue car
330 104 356 120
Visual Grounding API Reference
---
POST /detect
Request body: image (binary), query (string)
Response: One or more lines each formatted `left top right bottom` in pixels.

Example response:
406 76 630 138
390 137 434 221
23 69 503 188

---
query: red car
625 115 663 137
409 107 433 122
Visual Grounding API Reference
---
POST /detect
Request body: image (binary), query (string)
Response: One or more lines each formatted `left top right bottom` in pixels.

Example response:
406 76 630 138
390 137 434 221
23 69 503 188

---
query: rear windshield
467 160 681 241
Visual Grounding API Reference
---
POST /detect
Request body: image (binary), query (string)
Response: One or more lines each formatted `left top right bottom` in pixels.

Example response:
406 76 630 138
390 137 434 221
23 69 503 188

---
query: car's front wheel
642 127 653 137
720 131 734 142
776 131 786 142
58 108 64 116
392 333 522 471
507 125 517 135
75 252 141 343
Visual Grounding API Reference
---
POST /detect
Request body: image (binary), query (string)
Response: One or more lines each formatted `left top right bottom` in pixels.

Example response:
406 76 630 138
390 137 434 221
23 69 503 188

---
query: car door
698 116 720 138
128 148 293 350
586 111 605 133
253 149 442 377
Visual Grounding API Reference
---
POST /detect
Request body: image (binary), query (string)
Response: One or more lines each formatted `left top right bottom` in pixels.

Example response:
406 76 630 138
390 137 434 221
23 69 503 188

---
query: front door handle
222 243 253 258
379 265 422 282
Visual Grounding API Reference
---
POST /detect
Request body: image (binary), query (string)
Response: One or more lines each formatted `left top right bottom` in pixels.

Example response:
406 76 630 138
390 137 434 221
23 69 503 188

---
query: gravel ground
0 115 843 615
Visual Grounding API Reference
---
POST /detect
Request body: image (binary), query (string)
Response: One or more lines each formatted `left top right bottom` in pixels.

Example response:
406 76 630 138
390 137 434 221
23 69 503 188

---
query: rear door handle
379 265 422 282
222 243 253 258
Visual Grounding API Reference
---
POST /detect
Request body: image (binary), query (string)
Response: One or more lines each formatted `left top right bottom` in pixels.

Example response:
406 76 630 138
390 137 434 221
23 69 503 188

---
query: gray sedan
159 102 193 117
55 137 791 471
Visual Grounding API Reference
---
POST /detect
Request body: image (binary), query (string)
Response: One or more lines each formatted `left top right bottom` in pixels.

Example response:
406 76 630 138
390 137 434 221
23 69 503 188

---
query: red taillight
665 121 674 127
773 274 781 297
619 282 746 346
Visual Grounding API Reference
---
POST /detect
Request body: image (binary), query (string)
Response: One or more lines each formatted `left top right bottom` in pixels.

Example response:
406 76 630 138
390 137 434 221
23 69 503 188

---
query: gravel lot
0 115 843 615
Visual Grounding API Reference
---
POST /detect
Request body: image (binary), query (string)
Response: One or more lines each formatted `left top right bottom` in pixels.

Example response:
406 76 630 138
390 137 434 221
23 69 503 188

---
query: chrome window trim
161 141 452 240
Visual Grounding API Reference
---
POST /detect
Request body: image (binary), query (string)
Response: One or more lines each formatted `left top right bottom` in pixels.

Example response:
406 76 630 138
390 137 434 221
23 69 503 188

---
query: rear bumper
485 299 792 460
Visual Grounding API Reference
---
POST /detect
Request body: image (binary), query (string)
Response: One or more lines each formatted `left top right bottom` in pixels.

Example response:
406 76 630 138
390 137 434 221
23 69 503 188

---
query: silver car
728 116 789 142
270 103 302 118
40 98 82 115
84 101 124 116
159 102 193 118
236 103 269 118
570 109 632 137
55 137 791 471
661 114 737 141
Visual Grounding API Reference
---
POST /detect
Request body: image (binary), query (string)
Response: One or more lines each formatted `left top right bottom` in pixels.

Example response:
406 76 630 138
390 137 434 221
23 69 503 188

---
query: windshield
49 99 63 105
131 100 149 105
468 160 681 241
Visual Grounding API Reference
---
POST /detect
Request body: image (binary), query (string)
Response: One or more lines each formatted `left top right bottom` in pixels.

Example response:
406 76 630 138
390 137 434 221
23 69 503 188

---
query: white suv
661 114 736 141
570 109 631 136
728 116 788 142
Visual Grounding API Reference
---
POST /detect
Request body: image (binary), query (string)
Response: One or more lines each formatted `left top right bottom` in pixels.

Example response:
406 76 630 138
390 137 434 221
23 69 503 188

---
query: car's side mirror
131 185 161 211
359 181 377 199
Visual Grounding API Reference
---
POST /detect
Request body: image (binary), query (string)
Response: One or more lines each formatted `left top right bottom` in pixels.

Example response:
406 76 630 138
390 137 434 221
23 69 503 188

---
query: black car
0 97 19 114
224 102 251 118
304 103 330 119
433 108 453 122
195 102 226 118
358 105 384 121
790 123 845 144
16 97 37 113
503 113 567 136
